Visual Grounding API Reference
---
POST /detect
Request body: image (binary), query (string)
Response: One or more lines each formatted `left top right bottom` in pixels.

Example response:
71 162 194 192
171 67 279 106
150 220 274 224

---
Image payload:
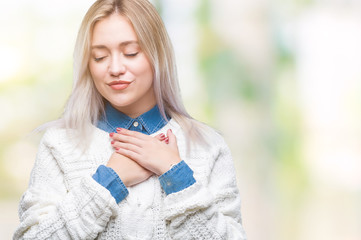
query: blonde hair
48 0 209 148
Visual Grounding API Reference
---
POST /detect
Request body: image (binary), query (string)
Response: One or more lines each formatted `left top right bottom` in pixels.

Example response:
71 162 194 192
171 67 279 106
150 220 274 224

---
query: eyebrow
91 40 139 49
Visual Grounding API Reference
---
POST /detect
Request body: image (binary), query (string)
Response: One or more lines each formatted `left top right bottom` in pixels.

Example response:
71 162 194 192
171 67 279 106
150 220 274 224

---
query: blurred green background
1 0 361 239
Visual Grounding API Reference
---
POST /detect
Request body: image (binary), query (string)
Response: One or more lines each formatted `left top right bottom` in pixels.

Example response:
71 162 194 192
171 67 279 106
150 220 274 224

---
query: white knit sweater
14 119 247 240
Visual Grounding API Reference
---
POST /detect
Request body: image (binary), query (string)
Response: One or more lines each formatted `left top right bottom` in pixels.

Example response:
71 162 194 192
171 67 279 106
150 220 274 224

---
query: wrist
158 157 181 175
106 163 129 186
158 160 196 195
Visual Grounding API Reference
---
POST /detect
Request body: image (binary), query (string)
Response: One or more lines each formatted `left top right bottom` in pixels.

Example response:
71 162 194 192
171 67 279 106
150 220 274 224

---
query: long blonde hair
50 0 209 148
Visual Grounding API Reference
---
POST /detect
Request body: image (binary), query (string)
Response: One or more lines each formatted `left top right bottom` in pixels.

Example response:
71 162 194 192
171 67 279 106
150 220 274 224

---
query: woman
14 0 247 239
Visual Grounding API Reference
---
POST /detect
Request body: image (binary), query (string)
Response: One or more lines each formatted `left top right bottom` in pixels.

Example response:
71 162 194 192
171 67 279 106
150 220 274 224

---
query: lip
108 80 133 90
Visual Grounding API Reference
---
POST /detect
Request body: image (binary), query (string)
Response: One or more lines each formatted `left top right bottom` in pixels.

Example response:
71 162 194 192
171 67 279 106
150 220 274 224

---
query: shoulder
170 118 229 152
40 126 108 151
191 120 229 148
200 124 231 158
202 124 227 145
41 127 74 147
36 126 111 169
35 127 79 161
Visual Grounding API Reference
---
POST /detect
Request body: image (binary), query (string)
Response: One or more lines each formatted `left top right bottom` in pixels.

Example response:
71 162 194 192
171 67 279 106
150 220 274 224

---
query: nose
109 55 126 77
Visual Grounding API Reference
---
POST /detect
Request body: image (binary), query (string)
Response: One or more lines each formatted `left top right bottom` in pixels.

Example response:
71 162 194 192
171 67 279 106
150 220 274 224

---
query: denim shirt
93 102 196 203
97 102 169 134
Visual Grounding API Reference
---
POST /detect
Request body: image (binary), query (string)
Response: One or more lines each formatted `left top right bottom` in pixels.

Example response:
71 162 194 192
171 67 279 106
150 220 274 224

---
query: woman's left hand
110 128 181 176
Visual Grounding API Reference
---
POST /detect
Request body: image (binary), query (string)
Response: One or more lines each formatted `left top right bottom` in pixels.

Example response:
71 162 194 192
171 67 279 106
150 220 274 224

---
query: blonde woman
14 0 247 239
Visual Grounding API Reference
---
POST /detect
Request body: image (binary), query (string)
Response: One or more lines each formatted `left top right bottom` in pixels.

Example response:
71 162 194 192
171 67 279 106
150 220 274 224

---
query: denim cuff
92 165 129 203
159 160 196 195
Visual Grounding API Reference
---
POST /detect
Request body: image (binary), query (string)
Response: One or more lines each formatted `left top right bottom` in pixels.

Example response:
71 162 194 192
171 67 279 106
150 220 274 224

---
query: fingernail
115 147 119 151
169 129 173 133
111 141 115 144
160 133 165 138
109 132 114 137
116 128 122 132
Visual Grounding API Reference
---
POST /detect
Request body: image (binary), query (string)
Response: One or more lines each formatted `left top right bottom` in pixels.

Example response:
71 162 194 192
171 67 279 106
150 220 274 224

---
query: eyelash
125 52 138 57
93 52 138 62
94 57 106 62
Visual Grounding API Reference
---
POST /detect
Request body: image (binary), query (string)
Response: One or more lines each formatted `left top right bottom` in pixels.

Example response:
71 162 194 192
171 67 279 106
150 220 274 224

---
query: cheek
136 58 153 82
89 62 97 80
89 63 106 95
89 63 101 80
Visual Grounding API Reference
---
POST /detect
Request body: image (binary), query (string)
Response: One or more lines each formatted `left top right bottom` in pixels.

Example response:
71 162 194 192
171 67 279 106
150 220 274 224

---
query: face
89 13 155 118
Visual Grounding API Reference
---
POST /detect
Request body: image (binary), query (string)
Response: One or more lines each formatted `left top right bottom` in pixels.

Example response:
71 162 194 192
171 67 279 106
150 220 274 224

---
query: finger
112 141 141 154
167 129 177 148
115 147 151 171
154 133 166 141
115 146 141 163
111 132 143 147
116 127 148 140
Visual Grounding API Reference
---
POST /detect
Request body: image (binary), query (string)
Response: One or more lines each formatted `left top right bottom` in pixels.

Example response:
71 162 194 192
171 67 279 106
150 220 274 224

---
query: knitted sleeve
13 131 119 240
162 136 247 240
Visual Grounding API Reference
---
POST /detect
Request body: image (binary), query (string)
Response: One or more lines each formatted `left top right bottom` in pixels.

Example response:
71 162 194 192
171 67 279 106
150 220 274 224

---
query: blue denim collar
97 102 169 135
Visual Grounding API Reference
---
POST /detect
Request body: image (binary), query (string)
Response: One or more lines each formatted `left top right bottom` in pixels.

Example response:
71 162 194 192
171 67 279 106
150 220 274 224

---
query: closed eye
124 52 138 57
94 56 107 62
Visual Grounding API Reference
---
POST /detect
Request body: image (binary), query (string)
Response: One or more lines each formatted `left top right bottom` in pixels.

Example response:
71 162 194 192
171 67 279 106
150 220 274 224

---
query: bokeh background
1 0 361 239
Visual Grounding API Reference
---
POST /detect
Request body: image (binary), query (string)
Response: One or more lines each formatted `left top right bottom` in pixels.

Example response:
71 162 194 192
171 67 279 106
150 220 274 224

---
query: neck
111 97 157 118
118 104 156 118
109 87 157 118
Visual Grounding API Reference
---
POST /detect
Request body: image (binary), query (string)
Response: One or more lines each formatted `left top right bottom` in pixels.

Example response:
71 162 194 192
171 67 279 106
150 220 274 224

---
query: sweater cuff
92 165 128 203
159 160 196 195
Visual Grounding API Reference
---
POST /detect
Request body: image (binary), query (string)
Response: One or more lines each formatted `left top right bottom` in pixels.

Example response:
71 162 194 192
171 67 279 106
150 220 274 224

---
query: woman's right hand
106 152 153 187
106 133 168 187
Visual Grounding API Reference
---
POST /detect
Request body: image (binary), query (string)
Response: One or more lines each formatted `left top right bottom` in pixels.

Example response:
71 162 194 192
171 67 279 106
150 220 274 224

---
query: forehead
91 13 138 46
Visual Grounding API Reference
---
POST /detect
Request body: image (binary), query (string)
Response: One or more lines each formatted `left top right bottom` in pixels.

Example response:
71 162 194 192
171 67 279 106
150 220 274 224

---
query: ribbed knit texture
14 119 247 240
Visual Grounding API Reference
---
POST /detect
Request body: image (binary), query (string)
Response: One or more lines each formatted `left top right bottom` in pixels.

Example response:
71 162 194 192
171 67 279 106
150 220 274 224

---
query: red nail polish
115 147 119 151
111 141 114 144
116 128 122 132
160 133 165 138
109 132 114 137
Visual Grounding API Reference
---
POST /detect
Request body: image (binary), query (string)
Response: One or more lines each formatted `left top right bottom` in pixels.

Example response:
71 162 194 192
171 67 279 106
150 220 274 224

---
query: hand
110 128 181 176
106 133 167 187
106 152 153 187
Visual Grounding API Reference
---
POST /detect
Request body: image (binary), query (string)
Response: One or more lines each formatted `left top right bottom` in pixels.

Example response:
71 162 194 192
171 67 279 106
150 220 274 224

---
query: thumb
167 129 178 149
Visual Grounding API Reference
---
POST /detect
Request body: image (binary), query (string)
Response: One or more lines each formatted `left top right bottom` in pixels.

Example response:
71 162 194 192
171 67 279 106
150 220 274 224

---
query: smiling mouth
108 80 133 90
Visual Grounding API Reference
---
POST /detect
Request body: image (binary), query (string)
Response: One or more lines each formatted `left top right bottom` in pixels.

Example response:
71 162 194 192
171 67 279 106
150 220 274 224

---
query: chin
107 96 134 108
